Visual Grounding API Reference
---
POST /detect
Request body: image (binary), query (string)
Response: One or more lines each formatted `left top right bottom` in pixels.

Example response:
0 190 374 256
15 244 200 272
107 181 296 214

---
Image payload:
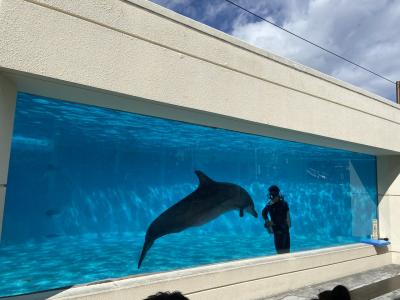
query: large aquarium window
1 93 377 296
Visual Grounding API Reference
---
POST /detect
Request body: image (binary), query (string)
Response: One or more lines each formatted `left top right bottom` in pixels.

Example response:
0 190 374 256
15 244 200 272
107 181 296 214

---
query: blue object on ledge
361 239 391 247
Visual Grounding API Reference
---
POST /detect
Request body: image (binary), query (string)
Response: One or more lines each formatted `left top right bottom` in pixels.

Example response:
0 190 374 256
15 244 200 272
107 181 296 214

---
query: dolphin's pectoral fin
240 208 244 217
138 237 154 269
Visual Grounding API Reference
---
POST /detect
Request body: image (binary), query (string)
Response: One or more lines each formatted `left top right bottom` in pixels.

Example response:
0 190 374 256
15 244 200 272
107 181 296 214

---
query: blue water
1 93 377 296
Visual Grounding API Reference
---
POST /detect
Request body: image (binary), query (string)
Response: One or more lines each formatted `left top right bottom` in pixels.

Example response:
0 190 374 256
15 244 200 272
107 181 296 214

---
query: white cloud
231 0 400 101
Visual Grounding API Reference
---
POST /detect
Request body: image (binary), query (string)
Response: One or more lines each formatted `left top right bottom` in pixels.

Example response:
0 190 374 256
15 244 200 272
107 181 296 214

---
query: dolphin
138 170 258 268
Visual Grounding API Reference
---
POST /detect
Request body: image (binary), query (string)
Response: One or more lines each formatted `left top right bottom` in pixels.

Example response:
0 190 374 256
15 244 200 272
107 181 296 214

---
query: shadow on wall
377 156 400 196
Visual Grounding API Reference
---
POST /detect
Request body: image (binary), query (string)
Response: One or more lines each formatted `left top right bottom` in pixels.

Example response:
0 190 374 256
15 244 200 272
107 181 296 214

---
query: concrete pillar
377 156 400 252
0 73 17 240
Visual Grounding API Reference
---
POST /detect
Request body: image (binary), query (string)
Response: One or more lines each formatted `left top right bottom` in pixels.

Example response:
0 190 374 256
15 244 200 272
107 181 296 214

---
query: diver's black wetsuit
262 199 290 254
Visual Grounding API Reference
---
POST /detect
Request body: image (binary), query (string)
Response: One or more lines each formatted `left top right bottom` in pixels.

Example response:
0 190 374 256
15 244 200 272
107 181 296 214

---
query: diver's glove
264 220 273 234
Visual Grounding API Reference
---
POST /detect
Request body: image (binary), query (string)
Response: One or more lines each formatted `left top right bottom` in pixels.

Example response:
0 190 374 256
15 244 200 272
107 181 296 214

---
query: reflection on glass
1 93 377 296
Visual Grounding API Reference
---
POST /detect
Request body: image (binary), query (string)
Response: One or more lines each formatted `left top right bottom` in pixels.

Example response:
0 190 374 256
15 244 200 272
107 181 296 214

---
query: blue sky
151 0 399 102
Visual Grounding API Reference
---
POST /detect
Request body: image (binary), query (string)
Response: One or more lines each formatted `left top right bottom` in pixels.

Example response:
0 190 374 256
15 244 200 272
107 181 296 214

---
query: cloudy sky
151 0 399 102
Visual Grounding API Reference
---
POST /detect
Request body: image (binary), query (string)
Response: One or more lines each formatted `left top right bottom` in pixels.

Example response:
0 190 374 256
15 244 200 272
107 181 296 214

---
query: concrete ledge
392 252 400 265
30 244 389 300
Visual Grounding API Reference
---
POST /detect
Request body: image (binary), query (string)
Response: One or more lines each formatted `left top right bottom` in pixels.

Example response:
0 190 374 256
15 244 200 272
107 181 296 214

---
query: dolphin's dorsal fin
195 170 215 186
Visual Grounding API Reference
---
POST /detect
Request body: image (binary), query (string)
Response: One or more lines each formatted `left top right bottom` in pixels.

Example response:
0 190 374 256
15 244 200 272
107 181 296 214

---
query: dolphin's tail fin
138 236 154 269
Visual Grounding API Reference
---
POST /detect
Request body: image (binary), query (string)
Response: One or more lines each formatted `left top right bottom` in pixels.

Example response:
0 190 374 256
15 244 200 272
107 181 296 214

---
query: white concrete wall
0 0 400 298
393 252 400 264
377 156 400 252
0 74 16 240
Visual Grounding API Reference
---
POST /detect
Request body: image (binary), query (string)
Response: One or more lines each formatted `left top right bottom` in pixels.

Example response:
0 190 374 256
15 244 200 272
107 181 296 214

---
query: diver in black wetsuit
262 185 291 254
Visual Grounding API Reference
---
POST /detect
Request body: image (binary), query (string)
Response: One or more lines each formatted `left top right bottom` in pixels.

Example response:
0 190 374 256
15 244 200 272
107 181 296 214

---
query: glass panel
0 92 377 296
